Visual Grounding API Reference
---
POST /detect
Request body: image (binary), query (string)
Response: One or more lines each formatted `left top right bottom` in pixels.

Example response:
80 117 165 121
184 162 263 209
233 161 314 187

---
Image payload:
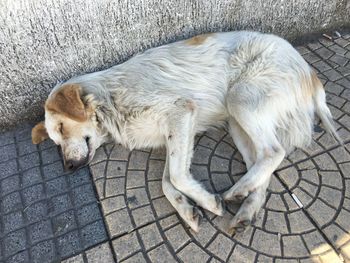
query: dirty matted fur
32 31 341 233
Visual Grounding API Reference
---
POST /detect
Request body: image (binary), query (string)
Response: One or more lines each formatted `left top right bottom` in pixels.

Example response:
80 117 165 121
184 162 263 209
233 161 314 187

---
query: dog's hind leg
165 99 225 227
223 83 286 232
162 156 203 232
228 117 255 170
227 180 269 234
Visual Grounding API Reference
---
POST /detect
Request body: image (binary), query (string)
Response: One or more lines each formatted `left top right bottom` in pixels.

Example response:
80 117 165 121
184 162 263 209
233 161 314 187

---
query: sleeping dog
32 31 341 233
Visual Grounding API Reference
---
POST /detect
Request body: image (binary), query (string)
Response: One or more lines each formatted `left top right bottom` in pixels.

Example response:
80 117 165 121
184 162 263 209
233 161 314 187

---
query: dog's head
32 83 105 171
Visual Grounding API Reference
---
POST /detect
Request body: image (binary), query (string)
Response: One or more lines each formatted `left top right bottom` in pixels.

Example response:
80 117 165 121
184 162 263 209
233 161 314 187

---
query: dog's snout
64 158 87 171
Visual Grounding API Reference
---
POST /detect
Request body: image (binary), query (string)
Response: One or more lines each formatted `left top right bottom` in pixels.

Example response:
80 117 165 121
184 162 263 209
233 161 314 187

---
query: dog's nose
64 159 87 171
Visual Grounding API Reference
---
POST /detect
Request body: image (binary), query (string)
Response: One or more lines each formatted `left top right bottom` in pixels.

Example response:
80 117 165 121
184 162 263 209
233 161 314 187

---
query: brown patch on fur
310 70 323 91
185 33 213 46
45 84 87 122
32 121 49 144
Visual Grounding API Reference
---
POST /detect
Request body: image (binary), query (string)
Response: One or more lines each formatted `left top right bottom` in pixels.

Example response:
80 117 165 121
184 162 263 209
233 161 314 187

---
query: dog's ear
46 84 87 122
32 121 49 144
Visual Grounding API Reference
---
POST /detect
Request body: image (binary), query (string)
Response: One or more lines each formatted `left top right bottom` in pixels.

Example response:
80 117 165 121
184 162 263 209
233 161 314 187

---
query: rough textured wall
0 0 349 131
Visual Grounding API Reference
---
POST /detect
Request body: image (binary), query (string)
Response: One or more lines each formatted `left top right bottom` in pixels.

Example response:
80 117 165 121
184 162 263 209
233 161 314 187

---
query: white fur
46 31 339 232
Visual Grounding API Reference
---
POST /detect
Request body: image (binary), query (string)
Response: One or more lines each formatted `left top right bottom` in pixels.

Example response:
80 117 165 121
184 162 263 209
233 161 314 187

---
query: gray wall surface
0 0 349 131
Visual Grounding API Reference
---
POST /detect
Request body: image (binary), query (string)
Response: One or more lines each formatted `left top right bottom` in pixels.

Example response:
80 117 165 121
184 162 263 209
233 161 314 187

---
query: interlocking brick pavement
1 31 350 263
0 124 107 263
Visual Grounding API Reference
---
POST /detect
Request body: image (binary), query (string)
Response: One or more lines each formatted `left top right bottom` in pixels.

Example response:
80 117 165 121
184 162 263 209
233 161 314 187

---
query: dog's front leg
162 156 203 232
164 100 225 232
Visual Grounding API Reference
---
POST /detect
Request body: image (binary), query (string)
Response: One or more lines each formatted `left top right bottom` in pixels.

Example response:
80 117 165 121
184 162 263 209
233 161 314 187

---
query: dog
32 31 341 233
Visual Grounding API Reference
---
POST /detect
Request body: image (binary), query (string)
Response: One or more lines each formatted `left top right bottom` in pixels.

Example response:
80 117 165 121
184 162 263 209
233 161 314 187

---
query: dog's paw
228 212 255 235
183 206 203 232
223 185 250 203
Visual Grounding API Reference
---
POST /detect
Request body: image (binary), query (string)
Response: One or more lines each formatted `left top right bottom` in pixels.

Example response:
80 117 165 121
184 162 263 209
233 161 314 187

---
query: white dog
32 31 340 233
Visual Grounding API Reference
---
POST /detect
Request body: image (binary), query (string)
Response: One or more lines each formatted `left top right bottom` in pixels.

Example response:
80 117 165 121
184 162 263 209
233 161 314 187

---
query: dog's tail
312 72 343 145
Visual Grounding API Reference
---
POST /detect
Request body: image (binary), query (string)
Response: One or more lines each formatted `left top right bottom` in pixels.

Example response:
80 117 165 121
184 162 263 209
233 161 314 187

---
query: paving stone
198 136 217 148
6 250 30 263
147 180 163 199
324 224 350 246
69 167 91 187
207 234 234 261
228 245 256 263
122 252 147 263
19 151 40 170
313 60 332 72
106 161 127 178
177 242 210 263
101 196 126 214
192 145 211 164
152 196 175 217
132 205 155 226
1 191 22 214
330 54 349 66
126 170 146 189
81 220 107 249
105 208 133 237
147 160 165 180
165 224 191 251
0 143 16 162
22 183 45 206
126 187 149 209
41 147 61 165
0 130 14 146
85 242 114 263
46 176 68 197
128 151 149 170
52 210 77 236
138 223 162 250
265 193 288 211
42 161 65 180
1 174 20 196
210 156 230 172
72 184 96 206
29 220 53 244
159 214 179 229
0 159 18 180
76 203 102 226
282 235 309 257
90 161 106 180
265 211 289 234
61 254 84 263
57 230 82 258
109 144 130 161
2 210 24 234
3 229 27 258
105 177 125 197
112 231 140 261
148 244 177 263
22 167 42 187
31 240 56 263
251 229 281 256
49 193 73 215
315 47 334 59
23 200 48 223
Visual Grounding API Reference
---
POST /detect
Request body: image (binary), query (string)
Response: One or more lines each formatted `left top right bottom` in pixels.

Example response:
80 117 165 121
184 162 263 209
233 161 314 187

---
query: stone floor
1 33 350 263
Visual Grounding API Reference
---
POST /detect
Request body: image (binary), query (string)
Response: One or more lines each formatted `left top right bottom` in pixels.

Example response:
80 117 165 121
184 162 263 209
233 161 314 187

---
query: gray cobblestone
112 231 140 261
85 242 114 263
81 220 107 249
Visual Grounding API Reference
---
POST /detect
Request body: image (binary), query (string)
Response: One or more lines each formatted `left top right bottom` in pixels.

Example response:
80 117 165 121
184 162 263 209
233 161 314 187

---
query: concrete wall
0 0 349 131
